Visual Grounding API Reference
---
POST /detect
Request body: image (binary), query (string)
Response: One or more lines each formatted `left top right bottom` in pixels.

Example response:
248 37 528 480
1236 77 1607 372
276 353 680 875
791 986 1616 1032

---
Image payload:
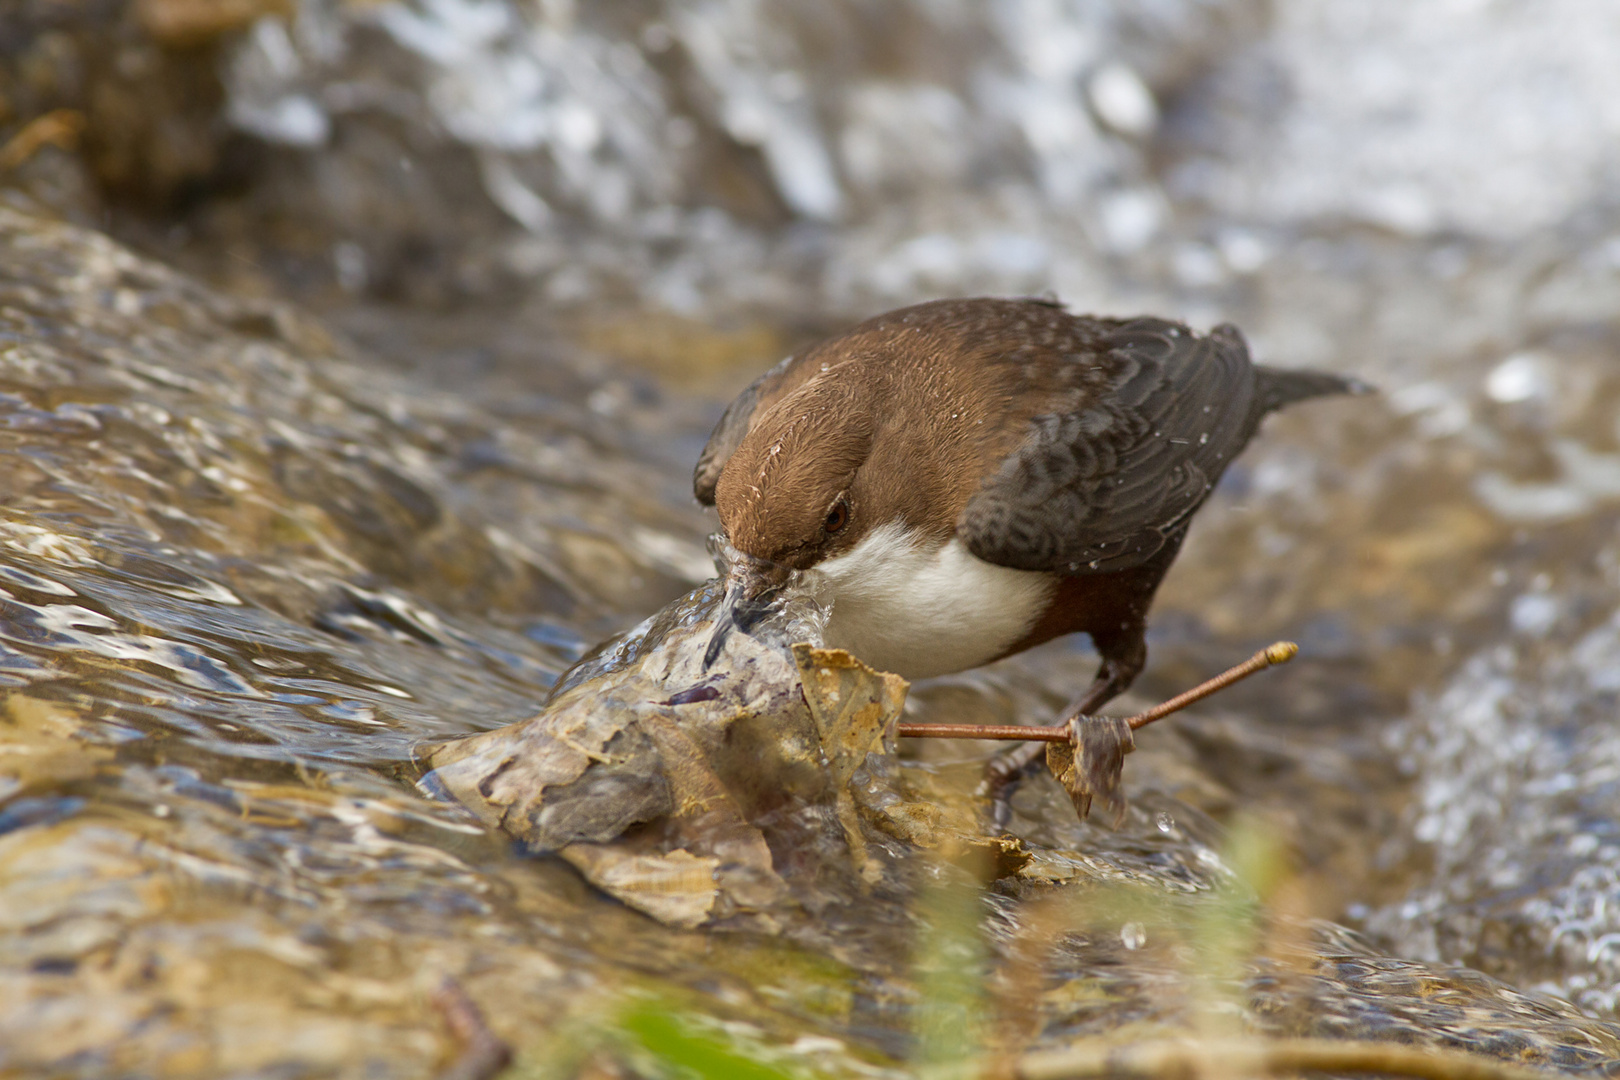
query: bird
692 297 1363 808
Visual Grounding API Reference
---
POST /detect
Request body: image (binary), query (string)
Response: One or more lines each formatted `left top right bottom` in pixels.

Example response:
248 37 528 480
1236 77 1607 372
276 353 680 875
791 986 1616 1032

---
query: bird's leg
980 631 1144 828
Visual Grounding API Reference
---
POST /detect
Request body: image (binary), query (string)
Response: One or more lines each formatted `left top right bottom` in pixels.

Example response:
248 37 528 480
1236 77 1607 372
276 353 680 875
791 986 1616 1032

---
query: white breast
811 522 1056 680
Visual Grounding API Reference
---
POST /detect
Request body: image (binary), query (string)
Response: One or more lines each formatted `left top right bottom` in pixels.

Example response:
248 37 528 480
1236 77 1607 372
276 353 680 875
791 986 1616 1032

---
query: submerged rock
423 566 1013 930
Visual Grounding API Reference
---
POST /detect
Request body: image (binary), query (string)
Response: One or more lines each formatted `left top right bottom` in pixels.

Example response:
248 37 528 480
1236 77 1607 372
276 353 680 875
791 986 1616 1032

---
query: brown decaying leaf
1044 715 1135 826
793 642 907 882
422 587 920 930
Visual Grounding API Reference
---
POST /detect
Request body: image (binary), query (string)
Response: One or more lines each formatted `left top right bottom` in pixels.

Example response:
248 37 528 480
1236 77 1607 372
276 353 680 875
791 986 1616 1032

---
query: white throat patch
812 522 1055 680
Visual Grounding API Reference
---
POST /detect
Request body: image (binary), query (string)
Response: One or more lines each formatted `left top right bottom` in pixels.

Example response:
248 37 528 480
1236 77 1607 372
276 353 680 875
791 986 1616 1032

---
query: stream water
4 1 1620 1076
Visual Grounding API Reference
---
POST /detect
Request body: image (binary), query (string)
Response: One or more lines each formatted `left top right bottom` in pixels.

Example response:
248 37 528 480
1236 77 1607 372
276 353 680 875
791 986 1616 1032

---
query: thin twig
431 977 513 1080
896 643 1299 743
1122 641 1297 731
896 723 1071 741
992 1036 1564 1080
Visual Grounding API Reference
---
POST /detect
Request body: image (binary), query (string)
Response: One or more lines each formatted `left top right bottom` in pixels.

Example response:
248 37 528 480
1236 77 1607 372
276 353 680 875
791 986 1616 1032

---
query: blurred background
9 0 1618 352
6 0 1620 1073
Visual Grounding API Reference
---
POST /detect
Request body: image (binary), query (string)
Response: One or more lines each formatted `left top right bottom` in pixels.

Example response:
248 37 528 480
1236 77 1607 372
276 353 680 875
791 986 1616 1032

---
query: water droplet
1121 922 1147 950
1089 559 1100 569
1155 811 1175 833
1198 432 1209 445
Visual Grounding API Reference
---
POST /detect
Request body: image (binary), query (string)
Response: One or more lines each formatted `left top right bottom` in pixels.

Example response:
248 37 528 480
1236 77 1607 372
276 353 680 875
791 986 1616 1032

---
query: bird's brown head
712 379 877 571
701 378 878 669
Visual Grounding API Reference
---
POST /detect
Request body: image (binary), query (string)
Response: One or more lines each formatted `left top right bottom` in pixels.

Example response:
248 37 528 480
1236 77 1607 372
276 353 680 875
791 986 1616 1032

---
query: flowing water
5 1 1620 1076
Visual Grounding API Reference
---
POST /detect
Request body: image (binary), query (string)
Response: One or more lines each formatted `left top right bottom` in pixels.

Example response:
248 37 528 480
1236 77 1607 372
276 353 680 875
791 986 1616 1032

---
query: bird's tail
1254 364 1374 415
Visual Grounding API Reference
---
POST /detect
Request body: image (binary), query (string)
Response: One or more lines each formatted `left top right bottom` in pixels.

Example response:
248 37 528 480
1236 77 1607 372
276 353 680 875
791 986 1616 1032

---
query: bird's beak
703 555 792 670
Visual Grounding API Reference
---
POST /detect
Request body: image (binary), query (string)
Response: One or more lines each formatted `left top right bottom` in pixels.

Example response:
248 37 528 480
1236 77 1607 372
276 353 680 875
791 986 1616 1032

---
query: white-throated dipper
694 298 1363 806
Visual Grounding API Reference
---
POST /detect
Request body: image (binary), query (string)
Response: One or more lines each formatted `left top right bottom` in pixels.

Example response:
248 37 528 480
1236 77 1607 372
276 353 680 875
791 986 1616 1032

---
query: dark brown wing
959 319 1260 574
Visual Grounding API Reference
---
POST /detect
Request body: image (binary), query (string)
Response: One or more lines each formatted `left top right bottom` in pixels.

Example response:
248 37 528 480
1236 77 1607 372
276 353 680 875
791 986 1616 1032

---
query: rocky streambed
6 1 1620 1076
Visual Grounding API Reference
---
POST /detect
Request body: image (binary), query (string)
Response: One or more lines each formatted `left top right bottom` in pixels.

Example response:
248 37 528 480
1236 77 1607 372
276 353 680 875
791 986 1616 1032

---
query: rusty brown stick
895 642 1299 743
1121 641 1297 731
895 722 1072 741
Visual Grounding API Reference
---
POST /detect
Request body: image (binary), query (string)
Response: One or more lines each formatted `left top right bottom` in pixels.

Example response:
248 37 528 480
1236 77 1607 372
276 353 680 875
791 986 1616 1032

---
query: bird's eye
823 499 850 534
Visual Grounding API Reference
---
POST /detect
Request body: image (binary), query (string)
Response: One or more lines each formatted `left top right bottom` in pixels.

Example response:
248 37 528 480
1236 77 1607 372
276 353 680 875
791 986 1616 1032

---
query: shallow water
2 199 1619 1076
5 0 1620 1075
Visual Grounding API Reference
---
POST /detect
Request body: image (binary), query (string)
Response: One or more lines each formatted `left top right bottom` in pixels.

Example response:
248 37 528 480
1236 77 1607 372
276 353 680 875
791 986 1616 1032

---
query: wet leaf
793 643 907 882
559 845 720 930
1045 715 1135 826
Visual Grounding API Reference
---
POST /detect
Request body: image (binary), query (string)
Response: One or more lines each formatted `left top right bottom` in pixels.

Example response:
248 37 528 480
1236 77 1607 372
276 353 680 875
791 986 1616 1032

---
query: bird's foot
971 642 1299 830
977 707 1138 829
977 733 1061 830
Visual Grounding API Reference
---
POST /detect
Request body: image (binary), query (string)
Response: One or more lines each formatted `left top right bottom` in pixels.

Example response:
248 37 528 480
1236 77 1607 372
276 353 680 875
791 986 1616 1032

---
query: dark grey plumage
955 319 1363 574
